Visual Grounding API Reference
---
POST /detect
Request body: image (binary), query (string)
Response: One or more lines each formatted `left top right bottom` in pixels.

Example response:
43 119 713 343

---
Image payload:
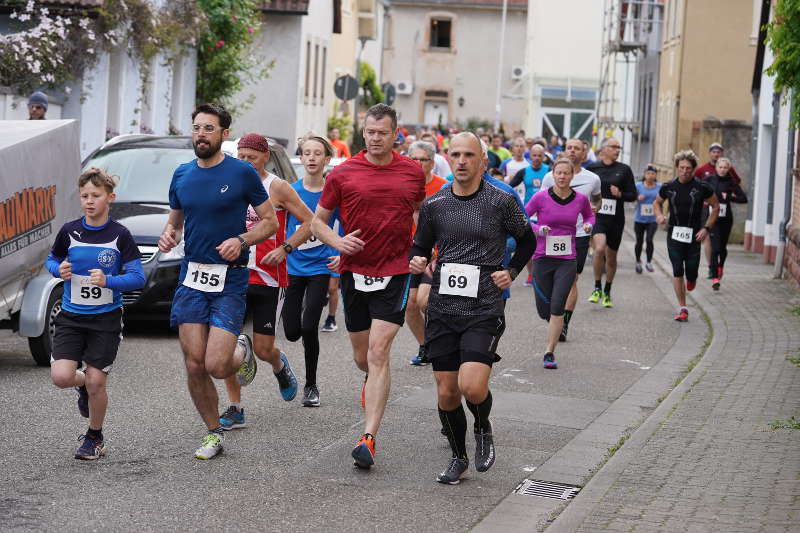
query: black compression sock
604 282 612 296
466 390 493 434
594 280 602 290
211 426 224 436
564 310 573 326
438 405 468 460
86 427 102 440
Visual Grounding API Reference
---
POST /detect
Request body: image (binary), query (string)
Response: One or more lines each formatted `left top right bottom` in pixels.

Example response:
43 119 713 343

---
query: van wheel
28 285 63 367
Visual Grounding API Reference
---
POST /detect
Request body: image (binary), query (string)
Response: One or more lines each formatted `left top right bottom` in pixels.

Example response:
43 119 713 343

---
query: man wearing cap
28 91 48 120
694 143 742 181
217 132 316 433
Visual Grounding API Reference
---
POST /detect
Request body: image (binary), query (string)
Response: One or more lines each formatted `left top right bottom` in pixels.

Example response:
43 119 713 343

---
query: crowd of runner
46 102 747 485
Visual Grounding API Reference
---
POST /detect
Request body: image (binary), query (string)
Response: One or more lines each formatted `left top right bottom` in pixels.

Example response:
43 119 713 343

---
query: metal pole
493 0 508 131
353 37 367 148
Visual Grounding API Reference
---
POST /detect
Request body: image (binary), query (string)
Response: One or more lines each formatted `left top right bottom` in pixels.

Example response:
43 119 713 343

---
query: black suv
81 135 297 320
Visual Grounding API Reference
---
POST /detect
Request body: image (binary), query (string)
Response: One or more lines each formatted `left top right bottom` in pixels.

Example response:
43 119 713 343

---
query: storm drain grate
513 479 581 500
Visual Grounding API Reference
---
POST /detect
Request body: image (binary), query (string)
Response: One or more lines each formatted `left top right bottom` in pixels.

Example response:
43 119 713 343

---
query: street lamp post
493 0 508 132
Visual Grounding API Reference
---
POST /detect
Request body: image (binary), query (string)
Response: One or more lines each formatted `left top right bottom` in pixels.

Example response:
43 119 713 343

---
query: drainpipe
774 90 796 279
746 89 759 224
765 91 780 252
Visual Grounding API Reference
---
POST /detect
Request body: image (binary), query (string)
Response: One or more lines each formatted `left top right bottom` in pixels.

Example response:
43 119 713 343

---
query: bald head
448 132 487 183
529 143 545 169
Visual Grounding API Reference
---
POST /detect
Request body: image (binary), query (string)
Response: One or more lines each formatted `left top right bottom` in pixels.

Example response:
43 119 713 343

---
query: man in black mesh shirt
409 132 536 485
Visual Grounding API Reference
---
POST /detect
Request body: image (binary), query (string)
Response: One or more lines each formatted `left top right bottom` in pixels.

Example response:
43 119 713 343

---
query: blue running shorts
170 266 248 336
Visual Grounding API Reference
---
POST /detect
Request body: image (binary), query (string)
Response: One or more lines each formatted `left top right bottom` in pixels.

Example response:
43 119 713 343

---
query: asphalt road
0 236 681 532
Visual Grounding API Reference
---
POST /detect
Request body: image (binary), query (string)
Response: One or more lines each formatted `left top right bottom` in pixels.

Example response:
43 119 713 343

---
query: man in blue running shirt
158 104 278 460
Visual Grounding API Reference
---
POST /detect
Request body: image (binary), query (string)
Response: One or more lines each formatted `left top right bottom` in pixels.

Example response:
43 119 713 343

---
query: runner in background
633 165 661 274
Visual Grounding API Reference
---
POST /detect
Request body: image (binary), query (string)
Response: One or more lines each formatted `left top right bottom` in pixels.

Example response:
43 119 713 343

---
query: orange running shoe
352 433 376 468
674 308 689 322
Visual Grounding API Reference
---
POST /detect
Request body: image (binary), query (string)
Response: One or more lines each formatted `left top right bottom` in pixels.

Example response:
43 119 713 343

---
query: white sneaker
235 334 257 387
195 432 224 460
645 263 655 273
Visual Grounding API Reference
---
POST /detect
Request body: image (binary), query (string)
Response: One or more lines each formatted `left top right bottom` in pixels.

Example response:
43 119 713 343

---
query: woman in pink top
524 158 595 369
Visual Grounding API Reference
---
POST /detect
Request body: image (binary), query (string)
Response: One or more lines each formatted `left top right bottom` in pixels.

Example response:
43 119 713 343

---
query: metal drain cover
513 479 581 500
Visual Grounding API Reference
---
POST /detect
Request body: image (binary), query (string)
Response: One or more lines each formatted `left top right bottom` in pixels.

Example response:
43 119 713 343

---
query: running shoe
635 262 643 274
712 278 721 291
645 262 655 273
75 433 105 460
76 385 89 418
474 421 495 472
195 432 224 460
686 280 696 292
601 292 613 308
352 433 376 469
321 316 338 332
361 373 368 409
436 457 469 485
274 352 298 401
588 289 602 303
235 334 257 387
559 322 568 342
219 406 246 430
543 352 558 369
674 308 689 322
409 345 430 366
523 273 533 287
302 385 320 407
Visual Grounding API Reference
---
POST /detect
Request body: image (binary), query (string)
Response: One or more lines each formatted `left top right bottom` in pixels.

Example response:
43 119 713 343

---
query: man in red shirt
312 104 425 469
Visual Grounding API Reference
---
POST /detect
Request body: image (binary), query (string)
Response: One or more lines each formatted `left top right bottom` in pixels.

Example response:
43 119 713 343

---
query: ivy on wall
765 0 800 127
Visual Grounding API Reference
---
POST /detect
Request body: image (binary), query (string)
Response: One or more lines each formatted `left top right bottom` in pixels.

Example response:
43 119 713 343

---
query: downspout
747 89 758 223
765 91 780 241
774 90 796 279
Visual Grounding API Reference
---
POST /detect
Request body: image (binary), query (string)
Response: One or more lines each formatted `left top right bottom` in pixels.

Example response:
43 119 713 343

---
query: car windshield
85 147 284 203
85 148 195 204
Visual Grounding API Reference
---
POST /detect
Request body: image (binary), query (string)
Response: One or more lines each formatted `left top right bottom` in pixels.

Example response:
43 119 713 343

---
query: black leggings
282 274 330 387
710 217 733 274
532 257 577 321
667 237 701 281
634 222 657 263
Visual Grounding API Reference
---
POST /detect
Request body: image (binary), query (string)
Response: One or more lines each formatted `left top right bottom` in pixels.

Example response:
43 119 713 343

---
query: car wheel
28 284 63 367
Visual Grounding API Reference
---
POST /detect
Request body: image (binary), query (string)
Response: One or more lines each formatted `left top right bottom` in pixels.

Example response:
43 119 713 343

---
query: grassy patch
767 417 800 430
789 305 800 317
606 433 630 457
787 351 800 368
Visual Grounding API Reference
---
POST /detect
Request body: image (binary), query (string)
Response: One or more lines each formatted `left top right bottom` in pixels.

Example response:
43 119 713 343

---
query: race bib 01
297 224 324 250
438 263 480 298
546 235 572 256
671 226 693 244
353 273 391 292
640 204 654 217
183 262 227 293
599 198 617 216
71 274 113 305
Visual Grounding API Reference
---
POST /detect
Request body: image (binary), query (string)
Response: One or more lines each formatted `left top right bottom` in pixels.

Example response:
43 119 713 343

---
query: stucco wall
384 4 527 129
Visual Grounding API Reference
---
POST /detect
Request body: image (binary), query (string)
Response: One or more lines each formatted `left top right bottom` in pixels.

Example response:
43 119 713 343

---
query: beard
193 137 222 159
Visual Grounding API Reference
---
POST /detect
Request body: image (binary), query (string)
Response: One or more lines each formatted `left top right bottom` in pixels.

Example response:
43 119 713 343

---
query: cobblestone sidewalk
560 247 800 532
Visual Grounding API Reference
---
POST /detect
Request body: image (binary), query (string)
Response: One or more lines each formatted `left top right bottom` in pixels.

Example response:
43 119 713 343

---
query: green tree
358 61 384 107
196 0 272 116
765 0 800 127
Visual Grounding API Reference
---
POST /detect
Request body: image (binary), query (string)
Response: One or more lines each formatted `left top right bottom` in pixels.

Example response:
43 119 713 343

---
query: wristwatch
281 242 294 254
507 267 519 281
236 236 249 250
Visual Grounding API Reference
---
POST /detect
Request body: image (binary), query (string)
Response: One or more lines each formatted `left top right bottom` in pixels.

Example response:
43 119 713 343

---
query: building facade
652 0 756 180
523 0 602 143
746 0 799 287
0 0 197 160
383 0 527 130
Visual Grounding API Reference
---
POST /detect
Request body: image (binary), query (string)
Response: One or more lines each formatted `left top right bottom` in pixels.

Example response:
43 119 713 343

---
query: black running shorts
52 308 123 372
593 218 625 251
425 310 504 371
247 284 285 336
340 272 411 332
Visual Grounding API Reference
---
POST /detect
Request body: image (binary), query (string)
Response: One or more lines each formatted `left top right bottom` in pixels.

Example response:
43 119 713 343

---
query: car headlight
158 240 185 262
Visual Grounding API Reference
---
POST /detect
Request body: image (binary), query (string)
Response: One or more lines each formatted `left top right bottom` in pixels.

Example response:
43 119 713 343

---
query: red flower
247 27 254 34
216 40 225 48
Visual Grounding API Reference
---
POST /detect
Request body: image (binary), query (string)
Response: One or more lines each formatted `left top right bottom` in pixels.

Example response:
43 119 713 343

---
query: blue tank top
286 180 342 277
635 181 661 223
521 164 550 204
